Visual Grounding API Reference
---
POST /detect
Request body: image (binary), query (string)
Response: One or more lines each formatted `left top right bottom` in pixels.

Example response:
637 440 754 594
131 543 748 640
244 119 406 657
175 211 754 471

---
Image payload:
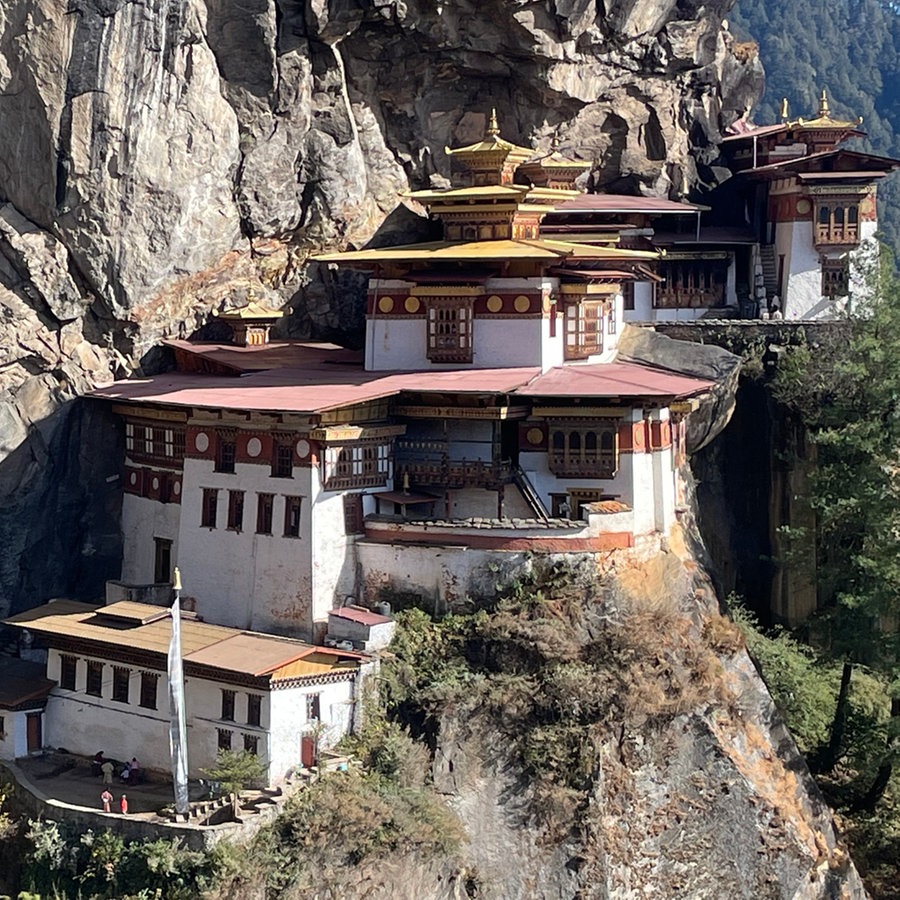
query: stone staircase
759 245 780 300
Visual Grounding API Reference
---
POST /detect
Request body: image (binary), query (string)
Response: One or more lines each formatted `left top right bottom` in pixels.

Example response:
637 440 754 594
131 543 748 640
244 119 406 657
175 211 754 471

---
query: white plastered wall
120 495 182 585
177 458 315 636
0 709 39 760
268 678 356 782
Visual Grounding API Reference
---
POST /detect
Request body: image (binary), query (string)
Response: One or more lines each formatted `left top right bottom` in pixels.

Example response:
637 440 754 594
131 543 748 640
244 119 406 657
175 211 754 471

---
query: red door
26 713 42 753
300 736 316 768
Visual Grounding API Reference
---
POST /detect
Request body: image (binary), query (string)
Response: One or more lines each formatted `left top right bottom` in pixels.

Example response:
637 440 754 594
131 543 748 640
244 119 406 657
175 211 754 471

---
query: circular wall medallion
173 481 181 496
129 472 137 486
514 295 530 313
486 295 503 313
151 477 159 491
404 296 421 314
378 296 394 313
194 431 209 452
246 437 262 458
796 198 812 215
296 439 311 459
526 427 544 446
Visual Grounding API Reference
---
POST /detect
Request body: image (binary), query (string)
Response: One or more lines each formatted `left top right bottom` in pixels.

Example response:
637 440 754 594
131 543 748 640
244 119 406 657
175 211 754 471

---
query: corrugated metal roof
329 606 392 627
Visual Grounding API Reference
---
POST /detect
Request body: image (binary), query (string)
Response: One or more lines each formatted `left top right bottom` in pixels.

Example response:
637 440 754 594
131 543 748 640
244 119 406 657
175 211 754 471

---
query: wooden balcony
396 441 512 489
815 223 860 247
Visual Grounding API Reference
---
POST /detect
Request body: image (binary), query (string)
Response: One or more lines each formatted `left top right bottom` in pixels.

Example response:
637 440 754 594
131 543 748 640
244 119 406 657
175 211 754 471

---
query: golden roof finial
780 97 789 121
819 88 831 118
486 108 500 138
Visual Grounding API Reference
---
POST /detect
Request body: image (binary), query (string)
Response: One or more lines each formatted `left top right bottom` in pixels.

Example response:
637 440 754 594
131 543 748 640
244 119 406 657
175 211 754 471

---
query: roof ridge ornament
819 88 831 118
780 97 789 122
486 108 500 138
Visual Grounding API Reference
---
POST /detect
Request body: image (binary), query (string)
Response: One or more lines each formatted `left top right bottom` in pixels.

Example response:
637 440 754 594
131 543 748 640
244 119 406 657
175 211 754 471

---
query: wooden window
154 537 172 583
343 493 365 534
125 421 185 465
306 693 321 721
656 259 728 309
323 441 391 491
256 493 274 534
201 488 218 528
59 655 77 691
822 257 850 297
215 432 236 473
221 689 235 722
139 672 158 710
227 490 244 530
272 438 293 478
426 298 473 363
622 282 634 311
564 300 605 359
217 728 232 751
86 661 103 697
284 496 302 538
243 734 259 755
548 421 618 478
816 203 860 245
112 667 130 704
568 488 605 518
247 694 262 727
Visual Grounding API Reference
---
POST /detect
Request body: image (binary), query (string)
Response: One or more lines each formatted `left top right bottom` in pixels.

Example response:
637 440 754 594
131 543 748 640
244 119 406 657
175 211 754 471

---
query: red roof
166 340 363 374
329 606 393 627
519 361 713 399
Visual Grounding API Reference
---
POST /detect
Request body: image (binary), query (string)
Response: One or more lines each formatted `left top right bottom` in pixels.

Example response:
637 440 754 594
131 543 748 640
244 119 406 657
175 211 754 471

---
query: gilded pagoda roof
445 110 533 163
214 300 283 321
314 238 659 264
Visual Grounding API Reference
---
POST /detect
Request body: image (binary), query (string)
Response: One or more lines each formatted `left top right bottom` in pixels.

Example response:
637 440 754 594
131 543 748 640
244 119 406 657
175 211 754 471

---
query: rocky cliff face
0 0 762 615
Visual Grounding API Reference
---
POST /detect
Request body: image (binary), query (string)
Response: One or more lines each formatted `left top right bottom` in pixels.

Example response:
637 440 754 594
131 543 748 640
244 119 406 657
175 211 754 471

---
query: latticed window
564 300 605 359
822 257 850 297
215 431 236 473
656 259 727 309
816 203 860 245
548 421 618 478
272 437 294 478
247 694 262 727
426 299 473 363
125 421 186 465
323 441 391 490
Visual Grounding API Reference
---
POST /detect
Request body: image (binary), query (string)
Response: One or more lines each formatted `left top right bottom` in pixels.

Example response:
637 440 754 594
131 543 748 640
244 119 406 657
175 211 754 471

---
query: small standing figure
120 793 128 815
91 751 105 777
100 760 114 784
121 762 131 784
129 757 141 784
101 789 113 813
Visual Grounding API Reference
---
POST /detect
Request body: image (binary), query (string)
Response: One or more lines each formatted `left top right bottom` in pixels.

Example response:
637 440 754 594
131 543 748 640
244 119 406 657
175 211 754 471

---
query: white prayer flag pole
168 566 190 815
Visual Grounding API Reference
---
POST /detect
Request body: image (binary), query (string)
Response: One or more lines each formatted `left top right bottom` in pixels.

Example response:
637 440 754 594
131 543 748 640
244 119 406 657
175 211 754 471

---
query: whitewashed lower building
3 600 364 785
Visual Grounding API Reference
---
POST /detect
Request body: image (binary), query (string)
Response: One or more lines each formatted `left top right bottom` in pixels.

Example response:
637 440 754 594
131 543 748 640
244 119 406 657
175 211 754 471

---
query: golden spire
780 97 789 121
818 88 831 118
486 108 500 138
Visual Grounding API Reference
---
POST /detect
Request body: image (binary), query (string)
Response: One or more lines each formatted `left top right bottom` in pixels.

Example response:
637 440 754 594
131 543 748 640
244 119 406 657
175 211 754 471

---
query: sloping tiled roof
0 658 55 709
3 601 361 680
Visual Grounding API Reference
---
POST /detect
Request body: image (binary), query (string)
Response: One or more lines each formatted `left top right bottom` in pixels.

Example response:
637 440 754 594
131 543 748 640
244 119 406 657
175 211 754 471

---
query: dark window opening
86 661 103 698
140 672 158 710
60 655 77 691
221 689 235 722
112 667 130 704
247 694 262 727
256 493 274 534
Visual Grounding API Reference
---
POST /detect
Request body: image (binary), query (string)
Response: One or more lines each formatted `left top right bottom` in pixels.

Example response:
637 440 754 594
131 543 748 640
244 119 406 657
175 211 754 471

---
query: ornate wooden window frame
426 297 474 363
547 420 619 478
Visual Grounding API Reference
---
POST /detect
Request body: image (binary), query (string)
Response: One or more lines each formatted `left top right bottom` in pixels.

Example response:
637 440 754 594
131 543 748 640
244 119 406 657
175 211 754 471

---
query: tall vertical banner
168 595 190 814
